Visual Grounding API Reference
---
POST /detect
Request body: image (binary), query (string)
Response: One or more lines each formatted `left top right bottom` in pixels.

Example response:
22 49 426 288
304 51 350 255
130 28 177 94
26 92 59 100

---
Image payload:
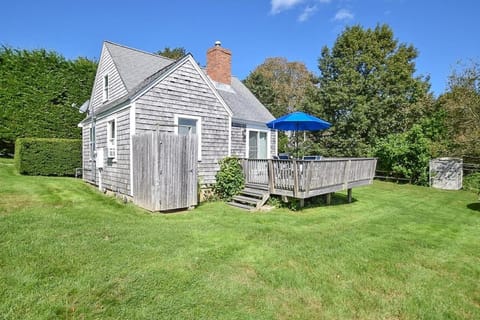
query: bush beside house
213 157 245 201
15 138 81 176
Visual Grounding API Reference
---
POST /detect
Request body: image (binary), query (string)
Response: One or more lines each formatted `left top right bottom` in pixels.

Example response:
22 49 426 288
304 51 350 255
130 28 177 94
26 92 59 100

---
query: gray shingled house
79 41 276 198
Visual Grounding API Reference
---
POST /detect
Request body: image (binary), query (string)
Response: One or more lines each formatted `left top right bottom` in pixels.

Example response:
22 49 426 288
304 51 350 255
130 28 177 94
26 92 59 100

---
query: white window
102 74 109 102
89 126 96 160
174 115 202 161
247 129 269 159
107 119 116 159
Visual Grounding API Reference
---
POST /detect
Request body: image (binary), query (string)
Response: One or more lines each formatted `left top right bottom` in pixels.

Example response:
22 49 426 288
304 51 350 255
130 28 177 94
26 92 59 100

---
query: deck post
293 160 299 197
326 192 332 205
242 159 247 182
347 188 352 203
268 159 274 194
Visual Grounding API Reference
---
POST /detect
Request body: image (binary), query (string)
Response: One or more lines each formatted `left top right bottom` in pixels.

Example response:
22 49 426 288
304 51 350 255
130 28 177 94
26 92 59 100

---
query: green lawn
1 158 479 319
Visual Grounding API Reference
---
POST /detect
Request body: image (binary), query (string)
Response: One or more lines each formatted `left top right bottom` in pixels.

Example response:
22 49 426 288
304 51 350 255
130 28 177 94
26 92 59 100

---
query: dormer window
102 74 109 102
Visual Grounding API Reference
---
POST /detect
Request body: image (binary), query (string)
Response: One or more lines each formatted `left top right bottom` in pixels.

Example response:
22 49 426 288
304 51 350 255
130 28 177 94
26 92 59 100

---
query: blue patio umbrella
267 111 331 157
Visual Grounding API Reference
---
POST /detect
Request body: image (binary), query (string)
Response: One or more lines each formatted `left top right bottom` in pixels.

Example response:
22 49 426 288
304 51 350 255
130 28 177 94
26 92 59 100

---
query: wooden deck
242 158 377 200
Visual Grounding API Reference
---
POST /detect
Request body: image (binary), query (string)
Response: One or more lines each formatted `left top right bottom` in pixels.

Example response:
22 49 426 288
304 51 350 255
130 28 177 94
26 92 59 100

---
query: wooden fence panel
132 132 197 212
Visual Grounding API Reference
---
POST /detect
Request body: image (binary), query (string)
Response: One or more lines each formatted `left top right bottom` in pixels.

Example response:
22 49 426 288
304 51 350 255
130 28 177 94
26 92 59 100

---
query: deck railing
242 158 377 199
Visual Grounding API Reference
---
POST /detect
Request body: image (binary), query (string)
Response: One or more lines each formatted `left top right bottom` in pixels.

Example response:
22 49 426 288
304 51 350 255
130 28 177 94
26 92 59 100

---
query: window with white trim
247 130 268 159
102 74 109 102
89 126 96 160
175 115 202 160
107 119 116 159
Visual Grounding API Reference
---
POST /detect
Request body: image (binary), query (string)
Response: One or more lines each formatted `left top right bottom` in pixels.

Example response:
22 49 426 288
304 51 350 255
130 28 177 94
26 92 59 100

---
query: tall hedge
0 46 97 155
15 138 82 176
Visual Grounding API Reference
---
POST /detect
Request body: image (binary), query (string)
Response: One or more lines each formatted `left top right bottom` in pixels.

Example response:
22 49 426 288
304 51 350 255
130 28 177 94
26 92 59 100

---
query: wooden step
232 195 259 205
245 183 269 191
228 201 255 211
228 185 271 211
240 189 265 199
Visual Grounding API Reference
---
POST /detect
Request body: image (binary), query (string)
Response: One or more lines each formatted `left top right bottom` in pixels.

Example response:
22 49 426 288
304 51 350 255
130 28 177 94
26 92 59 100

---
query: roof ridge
103 40 176 62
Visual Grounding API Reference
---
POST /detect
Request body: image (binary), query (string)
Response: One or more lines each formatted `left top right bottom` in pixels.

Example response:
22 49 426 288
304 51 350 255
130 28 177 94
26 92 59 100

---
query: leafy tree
244 57 317 118
0 46 96 155
242 72 276 112
315 24 432 157
156 47 187 60
438 60 480 157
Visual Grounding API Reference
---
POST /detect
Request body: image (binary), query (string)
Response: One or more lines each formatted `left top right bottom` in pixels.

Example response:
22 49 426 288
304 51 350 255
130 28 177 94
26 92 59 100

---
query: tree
315 24 432 156
244 57 317 118
0 46 97 155
156 47 187 60
438 60 480 156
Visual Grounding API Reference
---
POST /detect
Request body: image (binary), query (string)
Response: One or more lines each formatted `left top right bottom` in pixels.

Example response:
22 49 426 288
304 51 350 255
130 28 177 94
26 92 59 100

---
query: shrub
213 156 245 201
463 172 480 194
15 138 81 176
375 125 431 185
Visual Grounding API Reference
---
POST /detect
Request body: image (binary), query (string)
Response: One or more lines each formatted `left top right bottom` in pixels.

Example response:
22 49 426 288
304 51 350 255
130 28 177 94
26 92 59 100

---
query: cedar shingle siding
80 41 276 196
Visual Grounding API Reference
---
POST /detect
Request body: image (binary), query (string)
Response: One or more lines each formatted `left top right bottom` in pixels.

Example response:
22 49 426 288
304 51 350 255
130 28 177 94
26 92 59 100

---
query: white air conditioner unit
107 147 116 158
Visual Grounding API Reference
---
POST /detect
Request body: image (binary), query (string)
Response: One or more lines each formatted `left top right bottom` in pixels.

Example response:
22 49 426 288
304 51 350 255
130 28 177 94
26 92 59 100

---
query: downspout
91 102 97 186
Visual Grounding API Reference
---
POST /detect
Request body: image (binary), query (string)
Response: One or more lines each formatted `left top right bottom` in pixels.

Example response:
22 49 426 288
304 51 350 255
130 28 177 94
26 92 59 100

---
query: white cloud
333 8 354 21
298 5 318 22
270 0 304 14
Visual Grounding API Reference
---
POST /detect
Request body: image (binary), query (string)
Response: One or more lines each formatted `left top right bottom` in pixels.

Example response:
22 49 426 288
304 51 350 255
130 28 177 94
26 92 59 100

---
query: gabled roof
88 41 274 125
104 41 174 92
215 77 275 124
94 53 193 117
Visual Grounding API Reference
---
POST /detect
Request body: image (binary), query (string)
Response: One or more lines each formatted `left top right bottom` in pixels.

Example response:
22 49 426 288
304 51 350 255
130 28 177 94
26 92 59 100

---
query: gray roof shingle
215 77 275 123
104 41 174 92
94 41 274 124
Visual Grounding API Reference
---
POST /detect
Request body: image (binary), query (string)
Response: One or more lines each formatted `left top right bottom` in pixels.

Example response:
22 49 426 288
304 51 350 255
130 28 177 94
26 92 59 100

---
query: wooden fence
132 132 197 211
243 158 377 199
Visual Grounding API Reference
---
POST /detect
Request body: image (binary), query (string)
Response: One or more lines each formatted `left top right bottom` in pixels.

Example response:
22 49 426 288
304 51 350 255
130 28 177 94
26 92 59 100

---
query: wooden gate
132 132 198 211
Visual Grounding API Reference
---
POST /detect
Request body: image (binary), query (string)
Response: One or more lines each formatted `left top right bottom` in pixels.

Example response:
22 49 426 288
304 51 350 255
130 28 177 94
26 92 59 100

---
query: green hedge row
15 138 82 176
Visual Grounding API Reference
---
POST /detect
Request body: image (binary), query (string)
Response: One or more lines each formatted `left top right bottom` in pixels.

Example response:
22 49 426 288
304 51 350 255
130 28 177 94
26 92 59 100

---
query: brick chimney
206 41 231 84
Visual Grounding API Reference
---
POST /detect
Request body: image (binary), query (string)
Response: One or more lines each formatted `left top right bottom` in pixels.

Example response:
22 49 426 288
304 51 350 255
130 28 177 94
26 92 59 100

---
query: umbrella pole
296 131 299 159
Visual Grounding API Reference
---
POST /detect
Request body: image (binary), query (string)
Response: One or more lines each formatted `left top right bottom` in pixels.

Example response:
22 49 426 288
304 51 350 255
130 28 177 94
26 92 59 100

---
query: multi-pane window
107 119 116 159
248 130 268 159
103 74 109 101
175 115 201 160
178 117 197 136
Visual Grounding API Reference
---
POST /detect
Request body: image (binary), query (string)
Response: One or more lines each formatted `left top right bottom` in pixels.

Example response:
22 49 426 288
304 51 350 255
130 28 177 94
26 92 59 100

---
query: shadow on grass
271 192 358 211
305 193 358 208
467 202 480 212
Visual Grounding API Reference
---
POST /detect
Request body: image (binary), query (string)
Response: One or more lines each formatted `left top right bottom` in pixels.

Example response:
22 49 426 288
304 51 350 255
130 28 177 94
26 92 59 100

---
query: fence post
343 159 351 190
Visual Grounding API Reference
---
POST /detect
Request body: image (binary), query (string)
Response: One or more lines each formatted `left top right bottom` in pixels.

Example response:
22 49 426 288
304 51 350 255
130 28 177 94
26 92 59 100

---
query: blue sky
1 0 478 96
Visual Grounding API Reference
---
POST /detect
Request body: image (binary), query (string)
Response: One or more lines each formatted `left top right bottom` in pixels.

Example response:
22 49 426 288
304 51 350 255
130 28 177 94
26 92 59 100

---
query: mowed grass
0 158 479 319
